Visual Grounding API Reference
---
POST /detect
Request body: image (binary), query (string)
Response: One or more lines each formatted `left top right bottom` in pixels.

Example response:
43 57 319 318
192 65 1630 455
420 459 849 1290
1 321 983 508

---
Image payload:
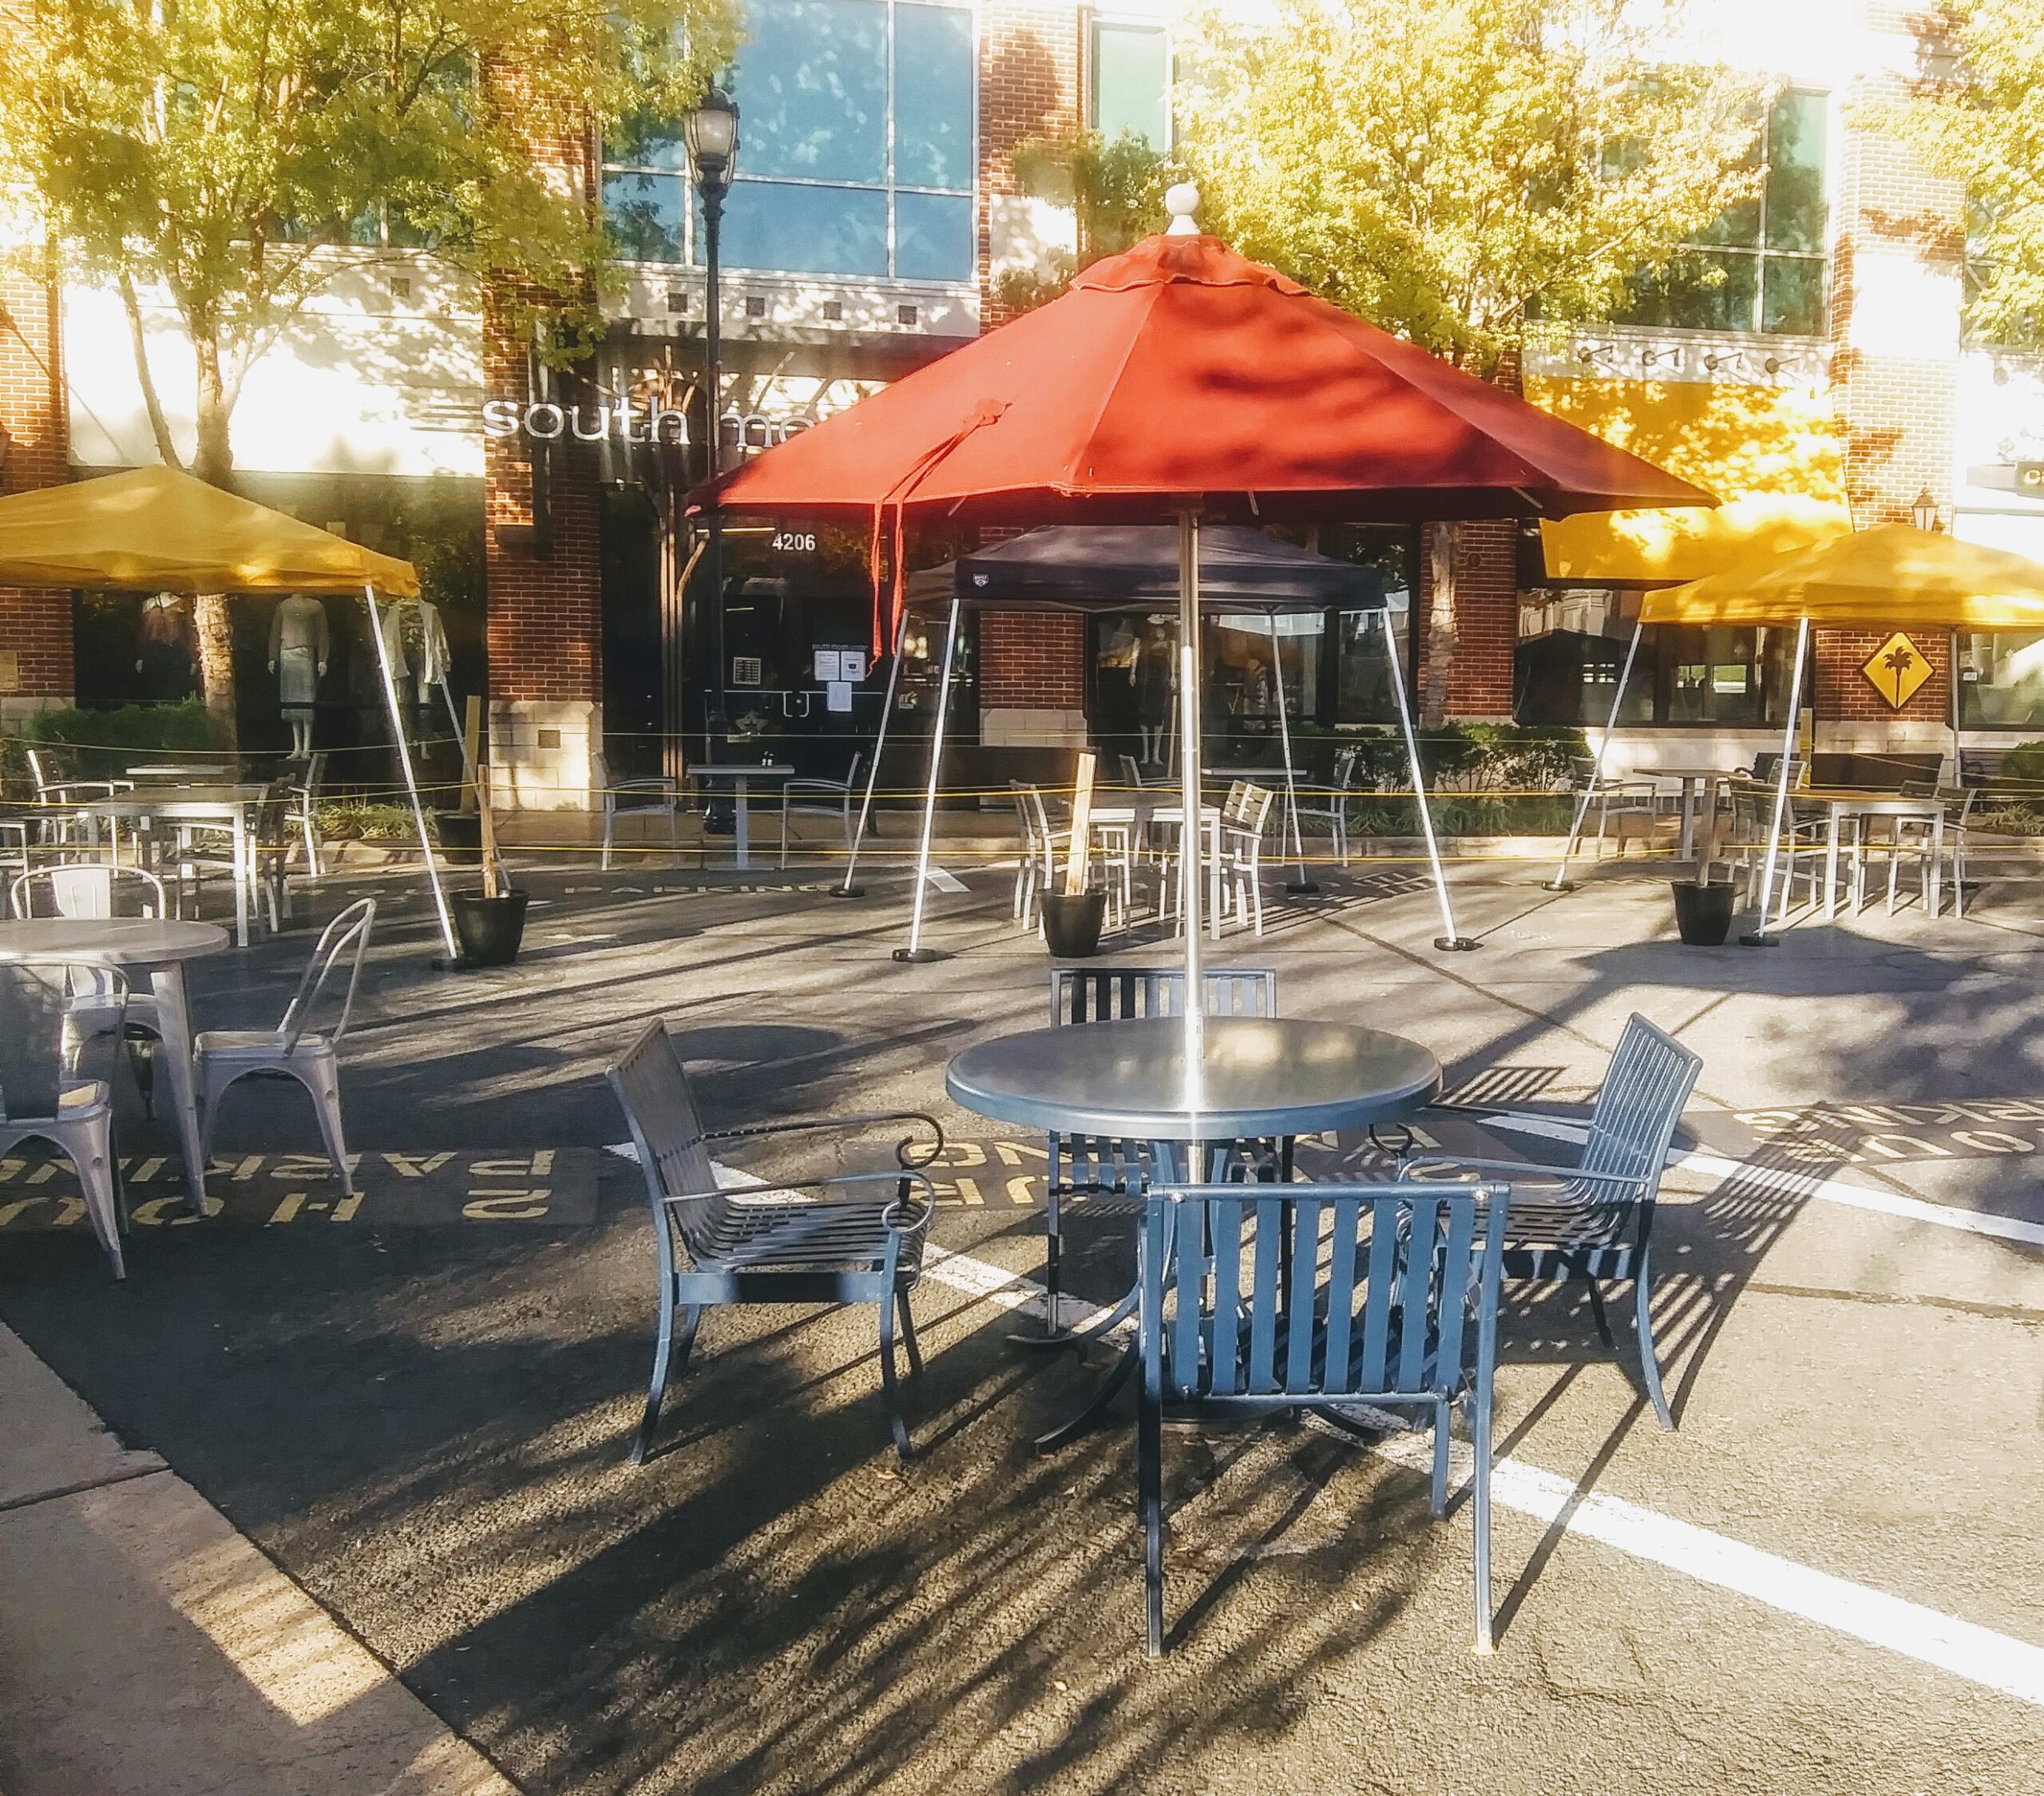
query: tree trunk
190 339 239 751
1420 521 1458 729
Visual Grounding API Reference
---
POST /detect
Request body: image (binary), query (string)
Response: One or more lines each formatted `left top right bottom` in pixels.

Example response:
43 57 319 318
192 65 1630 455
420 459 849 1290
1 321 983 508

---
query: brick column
978 2 1082 330
979 611 1087 747
1819 9 1965 749
1417 521 1518 721
481 72 605 809
0 49 71 726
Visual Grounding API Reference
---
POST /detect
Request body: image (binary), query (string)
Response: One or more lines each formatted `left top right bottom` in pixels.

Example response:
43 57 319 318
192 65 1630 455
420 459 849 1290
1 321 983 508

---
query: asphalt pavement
0 851 2039 1794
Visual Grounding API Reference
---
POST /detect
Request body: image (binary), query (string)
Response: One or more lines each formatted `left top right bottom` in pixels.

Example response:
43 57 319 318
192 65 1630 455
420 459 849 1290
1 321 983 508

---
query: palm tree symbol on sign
1864 632 1931 708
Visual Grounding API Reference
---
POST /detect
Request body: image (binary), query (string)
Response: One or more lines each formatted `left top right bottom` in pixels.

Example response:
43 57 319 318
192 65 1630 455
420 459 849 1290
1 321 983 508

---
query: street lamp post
685 85 740 779
1912 486 1942 533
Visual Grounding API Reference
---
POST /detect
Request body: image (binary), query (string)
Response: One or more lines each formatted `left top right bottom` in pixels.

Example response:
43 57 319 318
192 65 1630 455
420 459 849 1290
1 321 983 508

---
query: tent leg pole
1178 510 1206 1069
1380 606 1476 951
1268 610 1313 896
366 586 458 963
895 593 960 963
837 609 905 899
1744 615 1810 948
1547 619 1642 891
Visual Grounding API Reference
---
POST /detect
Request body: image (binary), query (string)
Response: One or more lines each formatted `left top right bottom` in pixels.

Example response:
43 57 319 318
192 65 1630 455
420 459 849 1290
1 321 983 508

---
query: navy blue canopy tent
842 524 1462 955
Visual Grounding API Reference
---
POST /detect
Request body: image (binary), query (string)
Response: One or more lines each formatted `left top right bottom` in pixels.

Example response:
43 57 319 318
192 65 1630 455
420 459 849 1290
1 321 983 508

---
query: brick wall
1418 520 1518 720
1815 627 1951 724
981 610 1085 709
0 1 71 709
978 1 1081 328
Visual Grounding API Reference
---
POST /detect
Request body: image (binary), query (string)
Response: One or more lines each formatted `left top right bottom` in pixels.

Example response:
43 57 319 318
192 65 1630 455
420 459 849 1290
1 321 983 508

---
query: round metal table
0 918 230 1211
946 1015 1442 1146
946 1015 1442 1448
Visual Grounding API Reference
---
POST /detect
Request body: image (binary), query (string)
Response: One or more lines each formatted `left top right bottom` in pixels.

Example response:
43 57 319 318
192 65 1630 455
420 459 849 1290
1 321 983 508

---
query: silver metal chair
606 1018 941 1463
1571 754 1660 857
1218 780 1275 935
1402 1013 1701 1429
195 898 375 1191
24 748 126 850
593 750 681 869
1009 782 1069 929
1025 965 1279 1345
0 962 128 1279
779 751 865 866
10 864 169 1115
1293 745 1362 866
1888 783 1977 916
285 751 327 879
1139 1179 1510 1655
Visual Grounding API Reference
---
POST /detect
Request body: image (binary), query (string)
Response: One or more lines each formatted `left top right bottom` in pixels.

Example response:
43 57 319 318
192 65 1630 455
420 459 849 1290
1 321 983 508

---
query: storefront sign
478 397 814 451
2017 462 2044 495
1862 632 1931 709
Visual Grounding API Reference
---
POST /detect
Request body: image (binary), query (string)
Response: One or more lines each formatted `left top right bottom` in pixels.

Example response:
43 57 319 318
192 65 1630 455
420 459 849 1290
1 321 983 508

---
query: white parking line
1475 1112 2044 1249
916 1242 2044 1709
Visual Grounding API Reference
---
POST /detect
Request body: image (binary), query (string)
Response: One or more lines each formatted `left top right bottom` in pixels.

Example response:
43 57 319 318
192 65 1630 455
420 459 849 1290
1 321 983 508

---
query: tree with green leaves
1875 0 2044 348
995 129 1167 315
1176 0 1767 719
0 0 732 732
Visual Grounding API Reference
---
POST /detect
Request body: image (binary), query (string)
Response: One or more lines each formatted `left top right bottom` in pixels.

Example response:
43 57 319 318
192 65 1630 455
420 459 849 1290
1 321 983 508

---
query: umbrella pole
1380 605 1477 951
1547 620 1643 892
1743 613 1810 948
365 586 458 962
1267 609 1314 896
894 592 961 963
1178 510 1206 1072
835 606 906 899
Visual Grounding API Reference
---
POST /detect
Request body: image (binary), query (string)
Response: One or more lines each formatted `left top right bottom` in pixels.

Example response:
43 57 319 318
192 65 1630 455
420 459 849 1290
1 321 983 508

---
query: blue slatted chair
1026 965 1278 1342
1402 1013 1701 1429
607 1021 943 1464
1138 1179 1510 1656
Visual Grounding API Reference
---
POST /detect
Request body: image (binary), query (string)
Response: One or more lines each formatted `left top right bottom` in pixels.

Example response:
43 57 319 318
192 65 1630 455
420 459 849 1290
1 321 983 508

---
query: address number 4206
771 531 818 553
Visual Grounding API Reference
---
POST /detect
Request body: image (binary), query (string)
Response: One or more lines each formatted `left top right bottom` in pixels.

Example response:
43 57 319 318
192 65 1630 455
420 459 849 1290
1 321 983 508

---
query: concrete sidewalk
0 1324 516 1796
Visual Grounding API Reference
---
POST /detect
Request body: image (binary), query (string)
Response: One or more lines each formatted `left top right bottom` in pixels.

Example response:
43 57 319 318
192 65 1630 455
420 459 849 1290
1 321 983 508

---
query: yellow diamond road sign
1863 632 1931 709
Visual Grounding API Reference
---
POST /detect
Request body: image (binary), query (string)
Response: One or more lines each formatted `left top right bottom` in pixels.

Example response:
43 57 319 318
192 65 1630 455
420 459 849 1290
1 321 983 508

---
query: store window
1959 631 2044 729
1516 590 1794 726
601 0 976 282
1614 89 1828 337
1092 18 1168 149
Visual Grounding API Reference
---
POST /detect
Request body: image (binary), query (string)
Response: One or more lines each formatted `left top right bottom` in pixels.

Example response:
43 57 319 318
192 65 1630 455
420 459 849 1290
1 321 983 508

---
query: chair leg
303 1061 355 1193
896 1289 924 1377
1044 1185 1063 1335
1633 1250 1675 1431
1584 1279 1615 1348
1470 1386 1495 1655
600 807 615 872
69 1119 125 1281
877 1289 912 1461
1430 1398 1450 1518
1139 1372 1165 1657
629 1279 683 1465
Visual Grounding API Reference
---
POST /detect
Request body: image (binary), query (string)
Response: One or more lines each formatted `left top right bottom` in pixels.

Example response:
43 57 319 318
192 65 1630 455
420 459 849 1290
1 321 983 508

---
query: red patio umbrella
691 192 1712 997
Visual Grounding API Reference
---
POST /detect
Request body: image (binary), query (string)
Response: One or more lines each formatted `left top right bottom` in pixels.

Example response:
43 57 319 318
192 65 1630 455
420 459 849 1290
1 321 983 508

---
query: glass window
893 2 974 188
1615 90 1828 337
1092 20 1168 149
1516 589 1793 726
601 0 974 280
1959 632 2044 729
716 182 889 276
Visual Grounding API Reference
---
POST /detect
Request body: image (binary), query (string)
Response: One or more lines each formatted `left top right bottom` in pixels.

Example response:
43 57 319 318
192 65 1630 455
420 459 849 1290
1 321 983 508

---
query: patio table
1796 787 1946 920
125 763 232 782
946 1014 1442 1446
0 916 229 1214
1648 767 1737 863
1091 800 1225 936
70 785 271 946
691 763 794 870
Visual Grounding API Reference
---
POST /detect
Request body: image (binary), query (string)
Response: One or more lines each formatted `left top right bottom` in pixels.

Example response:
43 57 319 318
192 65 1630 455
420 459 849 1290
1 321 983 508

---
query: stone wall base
980 706 1088 748
489 700 599 811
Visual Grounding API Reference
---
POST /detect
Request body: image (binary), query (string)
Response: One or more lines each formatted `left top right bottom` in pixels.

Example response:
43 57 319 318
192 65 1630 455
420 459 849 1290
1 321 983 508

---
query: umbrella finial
1164 183 1202 236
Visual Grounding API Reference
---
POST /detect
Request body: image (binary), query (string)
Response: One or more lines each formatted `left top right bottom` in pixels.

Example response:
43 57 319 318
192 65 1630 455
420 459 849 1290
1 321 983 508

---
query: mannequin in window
268 593 331 758
1135 624 1174 765
136 593 197 702
378 596 451 731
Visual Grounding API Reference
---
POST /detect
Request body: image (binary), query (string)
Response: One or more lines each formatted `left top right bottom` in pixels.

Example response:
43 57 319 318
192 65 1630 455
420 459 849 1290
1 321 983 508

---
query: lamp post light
1912 486 1942 533
685 85 739 774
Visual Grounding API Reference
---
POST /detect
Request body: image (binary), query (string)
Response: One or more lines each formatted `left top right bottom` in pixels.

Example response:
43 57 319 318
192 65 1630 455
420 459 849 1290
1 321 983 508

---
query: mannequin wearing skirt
269 593 331 756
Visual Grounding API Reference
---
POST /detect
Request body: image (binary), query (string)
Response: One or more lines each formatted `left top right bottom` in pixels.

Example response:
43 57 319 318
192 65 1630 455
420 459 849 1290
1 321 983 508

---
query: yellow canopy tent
1555 522 2044 940
0 465 457 957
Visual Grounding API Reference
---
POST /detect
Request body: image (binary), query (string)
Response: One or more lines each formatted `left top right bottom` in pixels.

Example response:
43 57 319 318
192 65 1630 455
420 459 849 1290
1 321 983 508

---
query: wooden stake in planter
1064 750 1096 894
461 696 482 812
477 762 502 900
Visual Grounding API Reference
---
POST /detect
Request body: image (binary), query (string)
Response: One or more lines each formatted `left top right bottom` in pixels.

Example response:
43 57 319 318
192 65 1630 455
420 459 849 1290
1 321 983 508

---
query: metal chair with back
1137 1178 1511 1655
606 1018 943 1463
1401 1013 1701 1429
592 749 682 870
779 751 866 866
1293 744 1363 867
194 897 376 1191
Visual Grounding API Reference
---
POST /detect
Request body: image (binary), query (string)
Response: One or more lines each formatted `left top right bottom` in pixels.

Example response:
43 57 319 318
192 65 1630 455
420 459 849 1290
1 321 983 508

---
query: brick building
7 0 2044 801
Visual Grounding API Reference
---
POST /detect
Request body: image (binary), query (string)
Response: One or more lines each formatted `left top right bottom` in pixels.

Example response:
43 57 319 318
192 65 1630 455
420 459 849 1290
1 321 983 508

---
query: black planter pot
1671 879 1735 946
1040 890 1109 958
450 890 529 966
436 811 483 867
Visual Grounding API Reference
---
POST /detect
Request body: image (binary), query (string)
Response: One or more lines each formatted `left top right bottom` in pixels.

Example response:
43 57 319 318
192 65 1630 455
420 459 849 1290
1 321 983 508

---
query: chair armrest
1399 1152 1650 1192
613 777 679 797
782 779 850 799
41 780 118 802
661 1167 939 1235
703 1108 946 1170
